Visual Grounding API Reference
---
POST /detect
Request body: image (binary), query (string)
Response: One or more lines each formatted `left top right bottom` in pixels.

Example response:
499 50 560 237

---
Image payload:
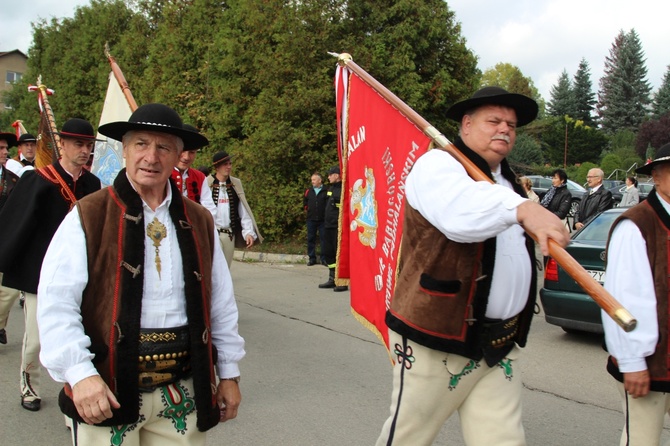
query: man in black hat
0 131 20 346
208 150 262 267
376 86 569 445
0 118 102 412
36 103 244 445
5 133 37 176
318 166 348 292
602 142 670 445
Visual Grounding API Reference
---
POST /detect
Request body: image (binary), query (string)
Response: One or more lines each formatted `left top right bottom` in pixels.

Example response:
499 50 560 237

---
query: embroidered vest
386 139 536 360
171 168 206 204
58 170 221 431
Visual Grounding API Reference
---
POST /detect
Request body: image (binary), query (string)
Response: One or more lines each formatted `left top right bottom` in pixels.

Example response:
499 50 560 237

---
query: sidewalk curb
234 250 309 264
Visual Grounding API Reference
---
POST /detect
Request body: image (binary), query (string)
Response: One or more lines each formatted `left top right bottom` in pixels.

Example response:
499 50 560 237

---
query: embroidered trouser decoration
158 381 195 433
498 358 514 381
446 359 479 390
109 396 145 446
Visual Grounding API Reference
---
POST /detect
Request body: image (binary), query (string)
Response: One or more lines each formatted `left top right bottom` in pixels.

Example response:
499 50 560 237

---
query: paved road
1 260 668 445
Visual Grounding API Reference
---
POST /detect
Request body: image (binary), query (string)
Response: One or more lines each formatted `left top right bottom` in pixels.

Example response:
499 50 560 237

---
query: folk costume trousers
218 231 235 268
21 292 41 401
616 381 670 446
72 378 206 446
376 330 525 446
0 272 19 329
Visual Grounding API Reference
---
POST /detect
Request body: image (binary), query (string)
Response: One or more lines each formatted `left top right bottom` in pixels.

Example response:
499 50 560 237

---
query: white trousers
616 381 670 446
376 330 525 446
218 232 235 268
72 378 206 446
0 272 20 329
21 292 41 400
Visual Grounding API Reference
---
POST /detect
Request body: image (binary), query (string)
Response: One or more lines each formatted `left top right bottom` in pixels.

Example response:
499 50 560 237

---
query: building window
6 71 23 84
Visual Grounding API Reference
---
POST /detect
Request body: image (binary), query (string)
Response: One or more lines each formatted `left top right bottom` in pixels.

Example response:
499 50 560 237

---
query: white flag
91 72 133 186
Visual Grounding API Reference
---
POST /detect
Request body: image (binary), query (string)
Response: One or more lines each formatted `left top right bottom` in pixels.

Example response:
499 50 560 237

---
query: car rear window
574 211 622 242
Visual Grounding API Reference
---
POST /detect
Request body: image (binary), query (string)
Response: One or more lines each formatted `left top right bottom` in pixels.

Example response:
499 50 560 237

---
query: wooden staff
333 52 637 333
104 43 138 112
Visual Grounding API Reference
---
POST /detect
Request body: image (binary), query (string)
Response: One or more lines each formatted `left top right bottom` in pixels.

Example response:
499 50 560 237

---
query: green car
540 207 628 334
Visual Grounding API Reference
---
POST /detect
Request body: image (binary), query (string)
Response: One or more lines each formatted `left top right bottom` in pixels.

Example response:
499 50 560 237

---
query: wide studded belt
478 314 520 367
138 326 191 392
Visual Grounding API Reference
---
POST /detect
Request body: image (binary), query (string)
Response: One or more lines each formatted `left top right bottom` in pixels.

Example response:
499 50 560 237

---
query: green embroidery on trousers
498 358 514 380
111 424 133 446
159 383 196 433
448 360 478 390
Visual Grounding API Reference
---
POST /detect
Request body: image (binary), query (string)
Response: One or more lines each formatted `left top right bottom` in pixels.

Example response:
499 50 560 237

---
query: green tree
541 116 607 166
572 58 597 126
546 70 575 118
600 153 622 177
652 65 670 118
507 133 544 168
597 29 652 133
480 62 544 117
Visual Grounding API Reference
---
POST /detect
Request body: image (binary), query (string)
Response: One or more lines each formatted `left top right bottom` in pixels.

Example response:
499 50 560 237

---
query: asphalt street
1 259 668 445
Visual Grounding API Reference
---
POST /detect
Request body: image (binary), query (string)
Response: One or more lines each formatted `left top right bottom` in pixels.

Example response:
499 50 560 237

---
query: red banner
335 68 431 347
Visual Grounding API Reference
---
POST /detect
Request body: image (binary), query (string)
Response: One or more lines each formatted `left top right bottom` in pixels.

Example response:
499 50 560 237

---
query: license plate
586 269 606 284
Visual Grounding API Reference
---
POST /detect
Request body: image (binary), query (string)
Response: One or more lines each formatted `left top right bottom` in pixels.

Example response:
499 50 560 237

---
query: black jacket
303 186 327 222
543 185 572 220
0 163 101 293
324 181 342 229
574 186 613 227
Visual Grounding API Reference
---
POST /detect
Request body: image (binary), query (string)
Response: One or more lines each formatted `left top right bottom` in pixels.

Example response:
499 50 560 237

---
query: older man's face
0 139 9 166
460 104 517 170
585 169 602 188
123 130 181 195
652 164 670 203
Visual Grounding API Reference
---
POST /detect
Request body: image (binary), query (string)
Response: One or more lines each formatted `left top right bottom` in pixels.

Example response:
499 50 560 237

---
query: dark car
540 207 627 334
609 182 654 205
527 175 586 217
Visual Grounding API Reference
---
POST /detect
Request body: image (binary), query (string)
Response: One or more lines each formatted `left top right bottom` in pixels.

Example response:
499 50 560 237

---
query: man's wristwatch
222 376 240 383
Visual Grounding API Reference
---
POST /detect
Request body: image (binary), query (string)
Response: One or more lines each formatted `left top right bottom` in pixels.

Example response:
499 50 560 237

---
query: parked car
527 175 586 217
609 181 654 205
540 207 627 334
601 179 624 190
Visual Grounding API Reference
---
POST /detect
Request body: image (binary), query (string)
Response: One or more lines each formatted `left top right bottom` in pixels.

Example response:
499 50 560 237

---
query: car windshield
574 211 622 242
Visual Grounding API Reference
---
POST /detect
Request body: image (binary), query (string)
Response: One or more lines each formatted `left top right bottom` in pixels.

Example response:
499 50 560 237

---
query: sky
1 0 668 102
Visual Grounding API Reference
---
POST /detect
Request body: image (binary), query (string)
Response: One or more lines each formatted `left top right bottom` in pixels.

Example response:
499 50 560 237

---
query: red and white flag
335 66 431 348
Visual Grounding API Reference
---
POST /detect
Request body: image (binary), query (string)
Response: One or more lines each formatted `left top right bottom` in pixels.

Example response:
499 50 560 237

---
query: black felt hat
182 124 208 151
98 103 209 151
636 143 670 175
0 132 17 148
212 151 234 166
446 86 539 127
17 133 36 144
57 119 102 141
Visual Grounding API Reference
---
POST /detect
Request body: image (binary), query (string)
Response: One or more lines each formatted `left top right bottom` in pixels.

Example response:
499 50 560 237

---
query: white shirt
406 149 531 319
5 158 33 177
37 181 245 387
214 182 257 241
602 199 670 372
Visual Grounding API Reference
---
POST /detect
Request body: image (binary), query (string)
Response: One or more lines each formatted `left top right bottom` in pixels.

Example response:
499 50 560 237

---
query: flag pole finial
328 52 352 66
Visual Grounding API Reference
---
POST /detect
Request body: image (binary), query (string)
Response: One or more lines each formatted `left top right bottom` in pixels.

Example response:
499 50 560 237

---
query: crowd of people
0 87 668 445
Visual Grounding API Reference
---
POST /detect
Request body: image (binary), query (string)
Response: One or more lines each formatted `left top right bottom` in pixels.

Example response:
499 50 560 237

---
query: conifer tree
547 70 575 118
597 29 651 133
652 65 670 118
572 58 597 126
